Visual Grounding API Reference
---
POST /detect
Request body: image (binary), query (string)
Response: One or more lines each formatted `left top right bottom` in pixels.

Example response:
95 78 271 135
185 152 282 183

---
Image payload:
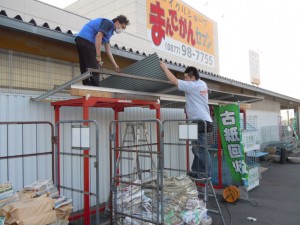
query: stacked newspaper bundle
23 180 58 197
51 195 72 209
162 175 207 225
148 175 202 224
115 180 146 215
115 179 155 225
51 195 73 222
116 173 209 225
0 182 18 211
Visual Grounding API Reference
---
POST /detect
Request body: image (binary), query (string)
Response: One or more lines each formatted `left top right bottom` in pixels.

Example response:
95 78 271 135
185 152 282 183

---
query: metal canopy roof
99 53 173 93
1 12 300 106
165 88 263 104
99 53 263 105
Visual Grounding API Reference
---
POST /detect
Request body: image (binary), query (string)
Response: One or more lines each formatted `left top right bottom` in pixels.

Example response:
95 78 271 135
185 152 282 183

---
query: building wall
66 0 220 74
247 99 281 144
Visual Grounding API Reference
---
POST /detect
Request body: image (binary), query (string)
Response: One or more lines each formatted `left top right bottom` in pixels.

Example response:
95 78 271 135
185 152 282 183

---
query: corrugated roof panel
98 53 263 104
99 53 174 92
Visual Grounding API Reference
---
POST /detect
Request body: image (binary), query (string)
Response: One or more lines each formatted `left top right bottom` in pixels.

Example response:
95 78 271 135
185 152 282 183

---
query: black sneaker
187 171 199 179
187 171 209 180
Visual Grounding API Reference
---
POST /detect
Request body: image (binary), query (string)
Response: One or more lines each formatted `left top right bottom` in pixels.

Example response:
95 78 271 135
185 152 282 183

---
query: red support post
82 98 90 225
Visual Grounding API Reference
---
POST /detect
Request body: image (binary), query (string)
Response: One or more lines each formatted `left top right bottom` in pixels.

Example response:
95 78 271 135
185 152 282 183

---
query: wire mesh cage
109 120 164 225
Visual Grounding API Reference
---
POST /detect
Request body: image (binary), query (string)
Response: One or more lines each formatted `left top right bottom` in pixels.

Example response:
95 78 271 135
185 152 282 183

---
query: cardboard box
16 210 56 225
3 197 54 224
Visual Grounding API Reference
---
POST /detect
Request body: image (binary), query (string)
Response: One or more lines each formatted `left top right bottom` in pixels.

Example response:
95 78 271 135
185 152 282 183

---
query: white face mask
115 28 122 34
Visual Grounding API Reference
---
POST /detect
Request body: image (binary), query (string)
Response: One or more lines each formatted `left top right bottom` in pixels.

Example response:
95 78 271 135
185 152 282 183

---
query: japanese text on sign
147 0 215 67
220 110 247 175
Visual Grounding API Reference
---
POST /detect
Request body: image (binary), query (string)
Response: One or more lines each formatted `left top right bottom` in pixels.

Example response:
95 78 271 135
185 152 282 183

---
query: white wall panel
0 94 185 204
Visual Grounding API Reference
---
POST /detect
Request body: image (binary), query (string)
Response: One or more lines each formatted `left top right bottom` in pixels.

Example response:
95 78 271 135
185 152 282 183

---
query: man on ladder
160 62 226 225
160 62 212 179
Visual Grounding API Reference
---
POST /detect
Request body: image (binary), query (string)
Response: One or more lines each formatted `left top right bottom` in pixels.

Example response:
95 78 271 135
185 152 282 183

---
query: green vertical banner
214 104 248 183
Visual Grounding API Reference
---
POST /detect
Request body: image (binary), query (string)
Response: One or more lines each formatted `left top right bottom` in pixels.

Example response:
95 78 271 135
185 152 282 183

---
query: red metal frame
51 96 160 225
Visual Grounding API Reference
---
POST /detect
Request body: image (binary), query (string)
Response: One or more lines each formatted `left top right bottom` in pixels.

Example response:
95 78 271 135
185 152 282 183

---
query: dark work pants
75 37 100 86
191 132 212 177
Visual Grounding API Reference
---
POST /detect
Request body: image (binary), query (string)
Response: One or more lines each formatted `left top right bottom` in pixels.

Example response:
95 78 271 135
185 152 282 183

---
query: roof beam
32 71 92 102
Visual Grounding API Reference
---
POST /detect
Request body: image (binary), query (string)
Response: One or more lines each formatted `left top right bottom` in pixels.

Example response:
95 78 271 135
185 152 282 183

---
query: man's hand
160 60 178 86
160 61 167 71
96 55 102 65
114 64 120 72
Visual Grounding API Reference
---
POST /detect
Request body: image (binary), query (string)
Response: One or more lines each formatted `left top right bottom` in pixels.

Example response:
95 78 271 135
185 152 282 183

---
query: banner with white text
215 104 248 183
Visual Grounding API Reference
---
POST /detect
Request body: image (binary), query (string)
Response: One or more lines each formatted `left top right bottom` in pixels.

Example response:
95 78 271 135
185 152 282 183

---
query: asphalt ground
74 153 300 225
209 159 300 225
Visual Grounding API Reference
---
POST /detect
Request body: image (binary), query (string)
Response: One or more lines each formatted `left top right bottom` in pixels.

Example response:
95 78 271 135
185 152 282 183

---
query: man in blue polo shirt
160 61 213 179
76 15 129 86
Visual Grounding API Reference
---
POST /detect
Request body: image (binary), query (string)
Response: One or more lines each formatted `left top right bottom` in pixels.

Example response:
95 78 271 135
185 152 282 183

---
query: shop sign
246 166 260 191
215 104 249 183
146 0 215 67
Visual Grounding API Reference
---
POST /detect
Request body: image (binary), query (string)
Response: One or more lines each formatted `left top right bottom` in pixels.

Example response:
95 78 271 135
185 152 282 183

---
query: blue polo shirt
77 18 114 44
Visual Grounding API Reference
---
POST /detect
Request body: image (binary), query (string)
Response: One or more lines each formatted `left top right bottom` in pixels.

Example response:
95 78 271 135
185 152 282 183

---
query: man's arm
95 32 103 63
160 61 178 86
104 43 119 72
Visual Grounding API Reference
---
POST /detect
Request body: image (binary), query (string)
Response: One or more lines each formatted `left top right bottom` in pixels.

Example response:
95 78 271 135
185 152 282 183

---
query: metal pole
32 71 92 102
95 121 100 225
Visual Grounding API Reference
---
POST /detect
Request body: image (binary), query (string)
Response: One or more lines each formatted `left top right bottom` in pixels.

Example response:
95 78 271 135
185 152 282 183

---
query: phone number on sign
164 42 214 67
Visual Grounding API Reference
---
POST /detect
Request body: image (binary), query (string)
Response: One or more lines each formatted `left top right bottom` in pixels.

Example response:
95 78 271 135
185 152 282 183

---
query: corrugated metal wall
0 93 186 205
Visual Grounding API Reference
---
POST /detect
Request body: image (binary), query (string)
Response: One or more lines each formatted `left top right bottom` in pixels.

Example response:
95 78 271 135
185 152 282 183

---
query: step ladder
104 122 156 218
190 143 226 225
194 176 226 225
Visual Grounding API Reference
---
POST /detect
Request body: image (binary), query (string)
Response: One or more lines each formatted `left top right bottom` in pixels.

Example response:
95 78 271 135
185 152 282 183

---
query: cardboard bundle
55 204 73 220
15 211 56 225
2 196 56 225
